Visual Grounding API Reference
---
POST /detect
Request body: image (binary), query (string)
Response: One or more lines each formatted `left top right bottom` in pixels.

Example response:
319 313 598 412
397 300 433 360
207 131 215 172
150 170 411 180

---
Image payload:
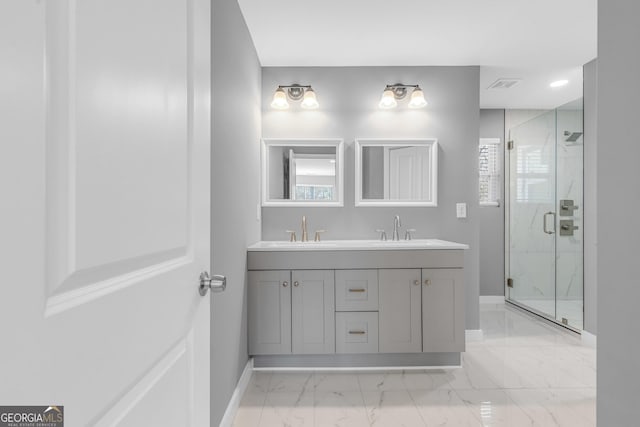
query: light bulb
408 87 428 108
271 87 289 109
301 88 319 109
379 89 397 109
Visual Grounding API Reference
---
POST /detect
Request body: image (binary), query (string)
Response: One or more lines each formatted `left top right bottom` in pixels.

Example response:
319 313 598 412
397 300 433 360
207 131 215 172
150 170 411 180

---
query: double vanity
247 239 468 367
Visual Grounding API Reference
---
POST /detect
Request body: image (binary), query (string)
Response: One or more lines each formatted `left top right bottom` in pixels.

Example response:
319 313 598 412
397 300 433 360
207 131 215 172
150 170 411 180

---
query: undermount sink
247 239 469 251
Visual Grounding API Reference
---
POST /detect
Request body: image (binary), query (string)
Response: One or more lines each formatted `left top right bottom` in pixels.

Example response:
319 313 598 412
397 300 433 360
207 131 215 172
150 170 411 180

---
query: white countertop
247 239 469 251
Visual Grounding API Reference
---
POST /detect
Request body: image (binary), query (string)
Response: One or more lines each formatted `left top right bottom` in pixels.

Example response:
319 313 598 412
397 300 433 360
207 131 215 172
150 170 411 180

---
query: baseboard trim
253 353 460 368
581 330 597 348
465 329 484 342
219 358 253 427
479 296 505 304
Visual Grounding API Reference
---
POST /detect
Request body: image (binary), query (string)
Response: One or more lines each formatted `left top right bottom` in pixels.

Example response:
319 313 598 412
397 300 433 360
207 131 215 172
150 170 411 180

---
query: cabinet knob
424 279 431 286
294 281 299 287
413 280 419 286
283 281 288 287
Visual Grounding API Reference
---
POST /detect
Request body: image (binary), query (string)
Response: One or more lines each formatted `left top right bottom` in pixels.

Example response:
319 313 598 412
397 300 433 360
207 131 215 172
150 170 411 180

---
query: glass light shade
301 88 319 109
271 88 289 109
408 87 428 108
379 89 397 109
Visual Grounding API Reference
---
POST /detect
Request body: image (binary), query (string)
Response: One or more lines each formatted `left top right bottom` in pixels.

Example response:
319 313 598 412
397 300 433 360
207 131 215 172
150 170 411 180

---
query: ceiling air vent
487 78 522 90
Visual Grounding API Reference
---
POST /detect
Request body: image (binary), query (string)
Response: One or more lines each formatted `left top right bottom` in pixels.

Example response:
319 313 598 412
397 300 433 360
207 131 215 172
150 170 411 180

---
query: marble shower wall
556 104 584 302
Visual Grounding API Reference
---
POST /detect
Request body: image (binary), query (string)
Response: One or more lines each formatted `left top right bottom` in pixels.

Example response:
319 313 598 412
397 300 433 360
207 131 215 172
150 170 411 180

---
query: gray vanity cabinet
247 245 467 366
422 268 465 352
378 269 422 353
248 270 291 355
291 270 335 354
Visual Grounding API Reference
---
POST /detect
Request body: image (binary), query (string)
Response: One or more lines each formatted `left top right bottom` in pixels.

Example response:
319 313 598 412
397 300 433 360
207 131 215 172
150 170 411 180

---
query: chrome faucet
301 216 309 242
392 215 401 241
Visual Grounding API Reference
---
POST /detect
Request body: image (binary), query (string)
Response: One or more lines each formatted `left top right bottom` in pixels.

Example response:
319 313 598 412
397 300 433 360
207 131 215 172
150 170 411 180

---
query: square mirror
262 138 344 206
355 138 438 207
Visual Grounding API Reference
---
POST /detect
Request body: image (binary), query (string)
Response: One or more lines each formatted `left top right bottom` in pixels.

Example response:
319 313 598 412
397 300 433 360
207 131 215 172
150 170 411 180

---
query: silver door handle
199 271 226 296
543 212 556 235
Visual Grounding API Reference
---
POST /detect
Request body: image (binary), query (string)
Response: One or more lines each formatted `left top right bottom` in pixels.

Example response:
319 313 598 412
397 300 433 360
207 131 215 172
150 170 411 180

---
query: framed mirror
355 138 438 207
262 138 344 206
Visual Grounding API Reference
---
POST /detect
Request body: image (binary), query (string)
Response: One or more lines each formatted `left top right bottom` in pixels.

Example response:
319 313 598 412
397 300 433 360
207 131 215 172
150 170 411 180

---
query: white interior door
0 1 211 426
387 146 431 200
289 149 297 199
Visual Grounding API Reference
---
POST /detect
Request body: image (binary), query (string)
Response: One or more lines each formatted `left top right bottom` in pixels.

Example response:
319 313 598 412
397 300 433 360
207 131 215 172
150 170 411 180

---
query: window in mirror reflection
262 139 344 206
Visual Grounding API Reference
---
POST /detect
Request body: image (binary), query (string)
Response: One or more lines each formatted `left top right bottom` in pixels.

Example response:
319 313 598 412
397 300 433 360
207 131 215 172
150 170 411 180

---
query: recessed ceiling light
550 80 569 88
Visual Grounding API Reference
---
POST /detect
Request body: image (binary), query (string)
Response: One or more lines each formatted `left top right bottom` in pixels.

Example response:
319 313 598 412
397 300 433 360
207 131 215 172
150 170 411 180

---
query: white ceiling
237 0 597 109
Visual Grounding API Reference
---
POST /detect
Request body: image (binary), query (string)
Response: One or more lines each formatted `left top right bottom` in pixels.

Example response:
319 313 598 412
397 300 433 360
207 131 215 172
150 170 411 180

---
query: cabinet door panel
248 270 291 355
422 268 465 352
292 270 335 354
379 269 422 353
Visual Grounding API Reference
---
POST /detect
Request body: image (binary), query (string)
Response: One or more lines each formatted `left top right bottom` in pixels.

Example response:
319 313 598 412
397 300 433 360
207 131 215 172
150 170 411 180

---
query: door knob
199 271 226 296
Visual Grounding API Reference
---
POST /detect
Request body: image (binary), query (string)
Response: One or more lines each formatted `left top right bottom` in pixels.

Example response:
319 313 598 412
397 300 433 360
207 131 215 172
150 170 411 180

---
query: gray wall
261 66 480 329
597 0 640 424
211 0 261 424
479 109 505 296
583 59 597 335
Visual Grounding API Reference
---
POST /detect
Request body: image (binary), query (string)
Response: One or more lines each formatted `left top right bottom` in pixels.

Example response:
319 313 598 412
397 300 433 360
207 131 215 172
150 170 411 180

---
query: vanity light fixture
379 84 428 109
270 84 319 109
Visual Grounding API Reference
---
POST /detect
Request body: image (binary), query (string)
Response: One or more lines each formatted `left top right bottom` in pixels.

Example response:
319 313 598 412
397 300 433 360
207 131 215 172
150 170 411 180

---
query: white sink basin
247 239 469 251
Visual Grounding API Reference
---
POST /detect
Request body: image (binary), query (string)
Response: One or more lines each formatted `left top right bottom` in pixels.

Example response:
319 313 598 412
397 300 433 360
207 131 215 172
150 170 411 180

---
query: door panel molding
44 0 193 313
92 334 193 426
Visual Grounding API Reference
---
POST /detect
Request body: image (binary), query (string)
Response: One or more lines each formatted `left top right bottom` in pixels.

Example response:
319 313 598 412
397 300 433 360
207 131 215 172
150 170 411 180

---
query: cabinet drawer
335 270 378 311
335 312 378 354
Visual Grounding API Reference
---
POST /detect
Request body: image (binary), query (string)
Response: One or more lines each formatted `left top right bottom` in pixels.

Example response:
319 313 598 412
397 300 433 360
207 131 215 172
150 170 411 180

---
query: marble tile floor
232 303 596 426
511 299 583 331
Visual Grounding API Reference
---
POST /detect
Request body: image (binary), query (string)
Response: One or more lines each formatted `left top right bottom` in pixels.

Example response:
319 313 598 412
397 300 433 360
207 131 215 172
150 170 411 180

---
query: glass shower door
555 100 584 330
507 111 558 320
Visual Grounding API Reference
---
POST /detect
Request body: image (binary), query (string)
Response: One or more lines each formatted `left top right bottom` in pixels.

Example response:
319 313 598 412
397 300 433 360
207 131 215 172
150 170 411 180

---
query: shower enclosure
506 99 584 331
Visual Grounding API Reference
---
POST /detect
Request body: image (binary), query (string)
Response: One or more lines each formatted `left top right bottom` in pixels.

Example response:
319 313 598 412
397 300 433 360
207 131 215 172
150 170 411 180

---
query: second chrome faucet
392 215 401 241
377 215 415 241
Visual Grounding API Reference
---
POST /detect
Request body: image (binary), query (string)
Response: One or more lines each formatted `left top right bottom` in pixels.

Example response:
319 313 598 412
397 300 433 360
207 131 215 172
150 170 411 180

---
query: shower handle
543 212 556 235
